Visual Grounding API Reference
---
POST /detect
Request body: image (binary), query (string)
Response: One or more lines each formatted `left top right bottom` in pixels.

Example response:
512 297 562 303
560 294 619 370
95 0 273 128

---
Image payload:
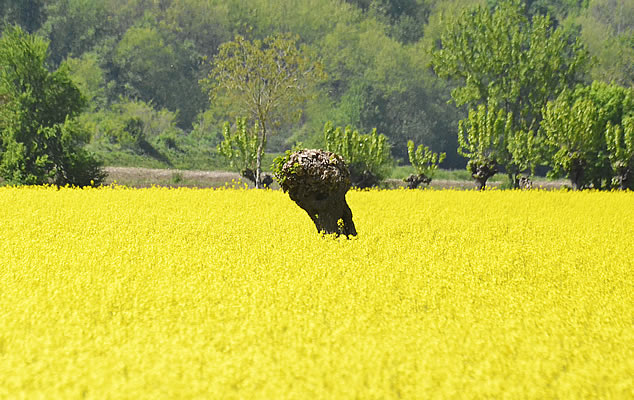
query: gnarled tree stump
277 149 357 237
241 168 273 188
404 174 431 189
468 158 498 191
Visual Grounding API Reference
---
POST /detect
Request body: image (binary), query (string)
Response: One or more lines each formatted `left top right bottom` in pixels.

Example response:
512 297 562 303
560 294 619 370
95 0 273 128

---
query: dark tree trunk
348 164 380 189
468 159 497 191
568 155 586 190
276 149 357 237
241 168 273 188
570 166 584 190
473 178 484 190
290 181 357 237
404 174 431 189
612 162 632 190
518 176 533 190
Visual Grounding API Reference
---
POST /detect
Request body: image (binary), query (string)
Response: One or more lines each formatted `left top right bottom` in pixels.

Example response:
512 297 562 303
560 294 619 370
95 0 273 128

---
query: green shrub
323 122 393 188
0 26 104 187
405 140 446 188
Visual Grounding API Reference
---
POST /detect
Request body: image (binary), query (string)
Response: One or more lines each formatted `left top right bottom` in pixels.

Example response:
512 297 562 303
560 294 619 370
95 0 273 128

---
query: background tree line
1 0 633 188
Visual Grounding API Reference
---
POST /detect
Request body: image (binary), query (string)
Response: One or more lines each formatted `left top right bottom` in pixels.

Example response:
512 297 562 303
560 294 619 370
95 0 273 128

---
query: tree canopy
432 0 588 186
204 33 325 188
542 81 634 189
0 0 631 180
0 25 105 186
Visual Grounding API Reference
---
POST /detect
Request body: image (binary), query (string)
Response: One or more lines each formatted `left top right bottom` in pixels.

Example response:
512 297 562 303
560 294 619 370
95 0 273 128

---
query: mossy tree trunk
276 149 357 237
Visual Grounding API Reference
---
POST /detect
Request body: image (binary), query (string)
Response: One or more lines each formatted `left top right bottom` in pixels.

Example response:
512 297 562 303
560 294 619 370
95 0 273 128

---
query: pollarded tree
0 25 105 187
458 103 512 190
217 117 272 187
405 140 446 189
542 81 634 190
541 95 607 190
204 33 325 188
505 127 543 188
606 117 634 190
431 0 588 186
273 148 356 237
323 122 393 188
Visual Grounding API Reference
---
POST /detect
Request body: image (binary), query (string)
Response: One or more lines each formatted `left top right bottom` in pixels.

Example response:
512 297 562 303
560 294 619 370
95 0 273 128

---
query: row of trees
1 0 633 188
2 1 632 165
455 84 633 190
431 1 633 190
215 1 632 190
1 0 463 166
542 82 633 190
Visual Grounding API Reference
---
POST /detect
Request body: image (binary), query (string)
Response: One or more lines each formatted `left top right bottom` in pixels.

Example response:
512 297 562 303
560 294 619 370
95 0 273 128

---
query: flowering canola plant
0 186 632 399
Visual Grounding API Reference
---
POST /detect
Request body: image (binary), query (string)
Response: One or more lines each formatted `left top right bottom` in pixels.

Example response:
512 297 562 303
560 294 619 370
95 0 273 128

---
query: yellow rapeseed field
0 186 632 399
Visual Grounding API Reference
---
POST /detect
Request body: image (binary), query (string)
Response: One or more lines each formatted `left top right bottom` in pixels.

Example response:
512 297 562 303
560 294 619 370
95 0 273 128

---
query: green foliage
63 52 107 111
217 118 259 177
345 0 434 43
39 0 114 66
318 14 459 163
271 142 306 190
0 25 104 186
407 140 446 180
204 33 325 188
432 0 587 180
48 118 107 187
542 97 605 189
324 122 393 188
162 0 231 52
83 98 181 150
505 128 542 180
542 81 633 190
575 0 634 87
6 0 632 177
487 0 588 21
605 118 634 189
190 110 221 144
205 33 325 128
113 25 204 127
458 104 509 165
432 0 587 116
458 103 512 189
0 0 45 32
